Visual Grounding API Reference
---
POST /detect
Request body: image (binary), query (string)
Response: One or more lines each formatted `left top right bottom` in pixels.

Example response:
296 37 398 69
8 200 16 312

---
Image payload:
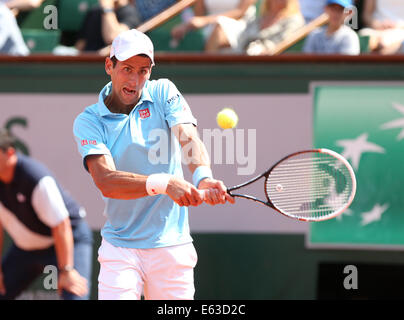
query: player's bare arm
87 154 148 200
86 153 204 206
52 218 88 297
171 123 235 205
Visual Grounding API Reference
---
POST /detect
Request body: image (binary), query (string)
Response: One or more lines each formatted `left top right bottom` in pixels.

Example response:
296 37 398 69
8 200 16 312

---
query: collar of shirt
96 81 154 117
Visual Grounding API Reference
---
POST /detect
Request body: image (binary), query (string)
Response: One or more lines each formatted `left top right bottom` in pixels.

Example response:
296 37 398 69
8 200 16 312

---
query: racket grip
198 189 233 199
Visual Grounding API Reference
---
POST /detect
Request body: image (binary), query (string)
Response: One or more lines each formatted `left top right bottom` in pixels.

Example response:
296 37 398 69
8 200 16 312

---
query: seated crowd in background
1 0 404 56
75 0 177 54
170 0 258 50
205 0 305 55
75 0 142 54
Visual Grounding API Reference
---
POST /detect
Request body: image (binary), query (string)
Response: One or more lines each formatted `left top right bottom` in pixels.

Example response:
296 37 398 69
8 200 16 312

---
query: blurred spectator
135 0 176 22
75 0 141 53
171 0 257 50
360 0 404 54
400 43 404 54
303 0 360 55
205 0 305 55
0 129 93 300
0 3 29 55
299 0 327 23
2 0 44 15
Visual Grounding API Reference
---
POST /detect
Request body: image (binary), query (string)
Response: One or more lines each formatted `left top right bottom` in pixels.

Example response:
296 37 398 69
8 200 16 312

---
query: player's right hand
166 176 204 207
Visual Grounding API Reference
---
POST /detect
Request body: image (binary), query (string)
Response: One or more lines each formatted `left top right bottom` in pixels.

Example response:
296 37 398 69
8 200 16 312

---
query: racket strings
266 152 354 221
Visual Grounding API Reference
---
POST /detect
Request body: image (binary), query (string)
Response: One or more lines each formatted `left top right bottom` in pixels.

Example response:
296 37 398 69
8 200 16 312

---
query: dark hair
0 129 16 151
110 56 118 68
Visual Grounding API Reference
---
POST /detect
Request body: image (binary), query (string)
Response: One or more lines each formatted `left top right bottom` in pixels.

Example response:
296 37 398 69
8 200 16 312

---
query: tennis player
73 29 234 300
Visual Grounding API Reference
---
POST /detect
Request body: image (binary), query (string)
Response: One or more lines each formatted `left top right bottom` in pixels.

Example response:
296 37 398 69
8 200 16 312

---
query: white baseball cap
110 29 155 66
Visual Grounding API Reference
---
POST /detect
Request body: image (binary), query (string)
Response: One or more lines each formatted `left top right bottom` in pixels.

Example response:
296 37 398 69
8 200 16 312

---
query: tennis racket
225 149 356 222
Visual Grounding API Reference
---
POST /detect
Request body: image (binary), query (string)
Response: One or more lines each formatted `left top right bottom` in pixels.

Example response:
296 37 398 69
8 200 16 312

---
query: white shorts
97 239 198 300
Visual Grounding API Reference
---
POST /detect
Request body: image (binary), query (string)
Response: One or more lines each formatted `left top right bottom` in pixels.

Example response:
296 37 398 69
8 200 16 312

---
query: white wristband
192 166 213 188
146 173 172 196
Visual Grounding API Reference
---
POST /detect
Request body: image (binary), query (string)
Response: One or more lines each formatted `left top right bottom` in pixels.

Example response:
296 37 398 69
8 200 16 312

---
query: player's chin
119 91 138 105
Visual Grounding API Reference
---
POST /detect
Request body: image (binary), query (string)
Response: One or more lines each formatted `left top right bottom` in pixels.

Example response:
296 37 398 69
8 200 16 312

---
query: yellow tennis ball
216 108 238 129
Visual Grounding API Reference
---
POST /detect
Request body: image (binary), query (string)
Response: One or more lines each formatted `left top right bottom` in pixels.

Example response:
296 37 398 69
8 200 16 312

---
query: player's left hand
58 268 88 298
198 178 235 205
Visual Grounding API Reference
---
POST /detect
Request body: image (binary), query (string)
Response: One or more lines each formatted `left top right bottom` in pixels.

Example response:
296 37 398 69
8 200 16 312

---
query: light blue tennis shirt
73 79 197 249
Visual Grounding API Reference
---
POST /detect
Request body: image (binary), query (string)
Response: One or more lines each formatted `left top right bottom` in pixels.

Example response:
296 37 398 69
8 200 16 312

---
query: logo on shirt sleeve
81 139 97 146
139 108 151 119
167 93 180 104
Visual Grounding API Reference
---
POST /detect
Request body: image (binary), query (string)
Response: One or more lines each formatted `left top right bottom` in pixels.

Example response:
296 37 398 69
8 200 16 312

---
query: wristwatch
102 7 114 14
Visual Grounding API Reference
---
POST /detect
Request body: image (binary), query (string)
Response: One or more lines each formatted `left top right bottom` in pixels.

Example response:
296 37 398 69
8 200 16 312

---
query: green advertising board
310 83 404 249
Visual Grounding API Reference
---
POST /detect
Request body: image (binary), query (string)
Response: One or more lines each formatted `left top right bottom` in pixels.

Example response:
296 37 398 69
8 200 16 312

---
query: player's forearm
186 137 211 174
51 218 74 271
93 169 149 199
172 124 211 174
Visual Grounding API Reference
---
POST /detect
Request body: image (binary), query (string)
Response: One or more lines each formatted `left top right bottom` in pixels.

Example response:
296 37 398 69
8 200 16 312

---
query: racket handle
197 189 232 200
